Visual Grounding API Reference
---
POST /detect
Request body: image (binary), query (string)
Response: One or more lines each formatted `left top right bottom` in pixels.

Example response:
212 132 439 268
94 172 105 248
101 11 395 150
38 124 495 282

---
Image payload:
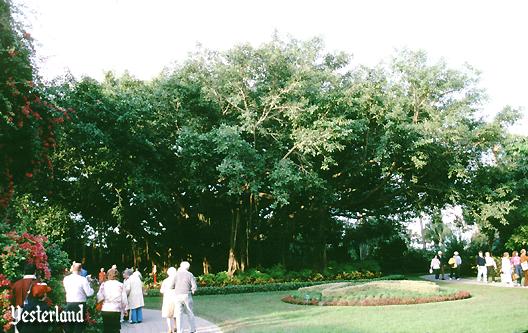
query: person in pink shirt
511 251 522 285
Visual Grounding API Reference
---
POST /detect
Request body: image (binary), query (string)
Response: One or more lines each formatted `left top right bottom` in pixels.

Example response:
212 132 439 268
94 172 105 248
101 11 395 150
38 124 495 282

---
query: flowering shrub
1 232 51 280
0 231 69 332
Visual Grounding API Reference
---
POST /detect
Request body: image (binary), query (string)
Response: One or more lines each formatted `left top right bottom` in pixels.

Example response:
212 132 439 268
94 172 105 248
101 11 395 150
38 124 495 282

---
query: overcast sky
19 0 528 134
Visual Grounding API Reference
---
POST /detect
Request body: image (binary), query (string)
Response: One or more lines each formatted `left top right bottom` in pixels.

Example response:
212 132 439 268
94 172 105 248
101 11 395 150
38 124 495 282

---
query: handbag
521 261 528 271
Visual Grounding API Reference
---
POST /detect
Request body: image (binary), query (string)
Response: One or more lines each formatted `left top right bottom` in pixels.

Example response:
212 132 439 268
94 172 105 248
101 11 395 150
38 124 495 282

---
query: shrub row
146 274 405 297
282 290 471 306
193 262 382 288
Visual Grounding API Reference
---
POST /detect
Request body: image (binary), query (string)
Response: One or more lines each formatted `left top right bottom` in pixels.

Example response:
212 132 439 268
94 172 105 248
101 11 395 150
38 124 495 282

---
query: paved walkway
421 274 526 288
121 309 222 333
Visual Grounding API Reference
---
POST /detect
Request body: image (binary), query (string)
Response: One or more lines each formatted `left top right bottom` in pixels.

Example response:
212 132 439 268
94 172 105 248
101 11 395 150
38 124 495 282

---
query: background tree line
2 5 527 276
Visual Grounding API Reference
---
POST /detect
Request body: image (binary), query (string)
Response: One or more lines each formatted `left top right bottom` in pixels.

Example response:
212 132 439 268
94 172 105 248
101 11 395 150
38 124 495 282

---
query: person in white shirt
430 255 441 280
174 261 198 333
63 262 94 333
97 269 128 333
160 267 177 333
485 252 497 283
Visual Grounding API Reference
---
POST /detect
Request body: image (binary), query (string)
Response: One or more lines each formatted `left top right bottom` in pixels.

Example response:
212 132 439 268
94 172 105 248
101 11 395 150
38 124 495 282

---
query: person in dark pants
437 251 447 280
485 252 497 283
63 262 94 333
453 251 462 280
430 255 441 279
97 269 127 333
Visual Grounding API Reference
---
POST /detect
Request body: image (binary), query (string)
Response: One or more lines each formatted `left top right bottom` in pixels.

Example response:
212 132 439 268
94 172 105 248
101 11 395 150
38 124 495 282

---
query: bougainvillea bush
0 231 69 332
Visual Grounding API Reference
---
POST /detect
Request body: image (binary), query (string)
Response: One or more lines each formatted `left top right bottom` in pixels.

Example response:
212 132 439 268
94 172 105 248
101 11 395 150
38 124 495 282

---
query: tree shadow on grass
217 308 330 332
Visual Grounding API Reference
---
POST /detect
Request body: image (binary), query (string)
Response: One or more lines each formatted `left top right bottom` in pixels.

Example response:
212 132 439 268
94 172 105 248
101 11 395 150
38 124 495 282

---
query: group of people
10 261 146 333
60 262 147 332
93 264 146 332
429 249 528 286
10 259 199 333
429 250 462 280
475 249 528 286
160 261 198 333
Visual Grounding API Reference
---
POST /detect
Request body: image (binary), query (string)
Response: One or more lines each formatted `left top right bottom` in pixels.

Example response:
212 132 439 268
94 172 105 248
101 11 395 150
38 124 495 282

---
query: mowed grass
145 281 528 333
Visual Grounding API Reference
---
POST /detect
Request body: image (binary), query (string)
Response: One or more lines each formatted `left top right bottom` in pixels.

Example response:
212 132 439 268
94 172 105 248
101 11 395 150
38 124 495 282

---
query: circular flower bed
282 280 471 306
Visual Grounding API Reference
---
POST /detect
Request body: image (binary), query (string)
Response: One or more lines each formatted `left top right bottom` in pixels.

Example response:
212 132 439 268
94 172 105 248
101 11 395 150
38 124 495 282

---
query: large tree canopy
19 36 515 274
1 12 523 274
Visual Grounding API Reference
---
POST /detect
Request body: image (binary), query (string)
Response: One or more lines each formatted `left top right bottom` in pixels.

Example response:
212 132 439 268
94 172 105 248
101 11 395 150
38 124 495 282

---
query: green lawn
146 282 528 333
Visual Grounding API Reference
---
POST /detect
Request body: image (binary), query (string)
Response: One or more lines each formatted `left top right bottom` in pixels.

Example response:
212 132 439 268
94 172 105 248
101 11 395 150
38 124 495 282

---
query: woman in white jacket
501 252 513 285
125 269 145 323
97 269 128 333
160 267 177 333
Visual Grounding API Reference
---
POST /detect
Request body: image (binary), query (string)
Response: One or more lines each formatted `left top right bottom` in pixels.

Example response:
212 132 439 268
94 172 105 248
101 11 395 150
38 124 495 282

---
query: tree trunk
227 207 241 276
419 215 427 250
317 208 327 271
132 244 137 268
203 257 210 275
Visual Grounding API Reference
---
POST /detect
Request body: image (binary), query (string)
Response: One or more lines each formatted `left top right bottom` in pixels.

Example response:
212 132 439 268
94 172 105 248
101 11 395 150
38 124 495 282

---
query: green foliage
194 267 382 288
147 274 404 297
0 0 68 209
1 21 519 276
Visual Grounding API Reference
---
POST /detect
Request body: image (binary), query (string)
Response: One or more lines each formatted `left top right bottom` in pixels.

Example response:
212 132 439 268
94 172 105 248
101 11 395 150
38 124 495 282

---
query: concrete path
421 274 526 288
120 309 222 333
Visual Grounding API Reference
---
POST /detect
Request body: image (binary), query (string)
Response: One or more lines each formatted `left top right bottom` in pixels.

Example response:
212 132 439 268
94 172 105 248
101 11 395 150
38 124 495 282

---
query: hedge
145 274 405 297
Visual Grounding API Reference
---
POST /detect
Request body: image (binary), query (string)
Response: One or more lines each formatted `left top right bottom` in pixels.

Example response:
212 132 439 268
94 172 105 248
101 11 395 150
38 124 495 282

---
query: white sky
18 0 528 134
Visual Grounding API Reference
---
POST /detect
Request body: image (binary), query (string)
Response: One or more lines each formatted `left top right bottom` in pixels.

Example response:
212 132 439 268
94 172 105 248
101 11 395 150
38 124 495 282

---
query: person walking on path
125 269 145 324
98 268 106 284
485 252 497 283
501 252 513 285
430 255 441 280
454 251 462 280
520 249 528 286
448 254 458 280
174 261 198 333
97 269 128 333
511 251 522 285
437 251 447 280
476 251 487 282
160 267 177 333
63 262 94 333
121 268 132 323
